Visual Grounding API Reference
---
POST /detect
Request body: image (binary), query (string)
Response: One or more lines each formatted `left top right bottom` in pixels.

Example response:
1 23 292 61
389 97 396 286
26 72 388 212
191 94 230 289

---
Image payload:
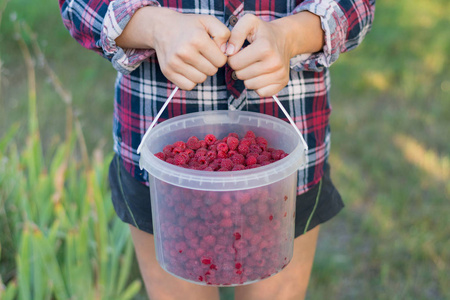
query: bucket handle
137 86 308 154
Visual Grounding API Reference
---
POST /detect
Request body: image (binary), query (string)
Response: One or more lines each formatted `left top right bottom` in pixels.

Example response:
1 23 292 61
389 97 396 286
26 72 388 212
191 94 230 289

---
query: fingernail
226 44 235 56
220 43 227 54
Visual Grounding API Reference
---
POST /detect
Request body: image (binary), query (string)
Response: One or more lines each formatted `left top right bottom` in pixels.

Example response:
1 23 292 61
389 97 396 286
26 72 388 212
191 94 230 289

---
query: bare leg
129 225 220 300
235 226 320 300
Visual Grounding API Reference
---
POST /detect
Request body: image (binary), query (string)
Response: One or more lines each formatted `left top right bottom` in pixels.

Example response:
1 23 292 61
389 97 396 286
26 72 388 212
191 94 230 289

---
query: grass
0 0 449 299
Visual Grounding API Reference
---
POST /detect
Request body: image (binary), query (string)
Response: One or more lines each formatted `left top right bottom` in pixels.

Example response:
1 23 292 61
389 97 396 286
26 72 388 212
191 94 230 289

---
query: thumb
226 14 259 56
202 16 231 54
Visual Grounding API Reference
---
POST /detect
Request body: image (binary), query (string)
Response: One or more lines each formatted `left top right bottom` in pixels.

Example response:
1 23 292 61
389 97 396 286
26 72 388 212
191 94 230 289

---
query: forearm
271 11 324 58
115 6 174 49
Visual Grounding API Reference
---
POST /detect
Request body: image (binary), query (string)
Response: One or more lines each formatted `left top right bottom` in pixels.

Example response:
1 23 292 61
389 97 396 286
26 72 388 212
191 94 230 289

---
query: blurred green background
0 0 449 299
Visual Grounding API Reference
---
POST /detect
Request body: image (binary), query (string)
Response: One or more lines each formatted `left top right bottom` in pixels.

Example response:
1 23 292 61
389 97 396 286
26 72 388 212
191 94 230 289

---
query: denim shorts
108 154 344 238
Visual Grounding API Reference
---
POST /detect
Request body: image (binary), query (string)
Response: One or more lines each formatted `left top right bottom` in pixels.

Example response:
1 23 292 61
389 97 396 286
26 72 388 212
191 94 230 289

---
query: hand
226 12 324 97
116 7 230 90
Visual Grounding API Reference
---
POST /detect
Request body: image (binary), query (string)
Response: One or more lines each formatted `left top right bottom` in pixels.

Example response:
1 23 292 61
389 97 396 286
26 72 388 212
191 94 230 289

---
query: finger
243 71 288 91
199 39 228 68
175 62 208 84
254 84 285 98
184 51 219 77
227 44 263 71
201 16 230 64
226 14 259 56
169 73 197 91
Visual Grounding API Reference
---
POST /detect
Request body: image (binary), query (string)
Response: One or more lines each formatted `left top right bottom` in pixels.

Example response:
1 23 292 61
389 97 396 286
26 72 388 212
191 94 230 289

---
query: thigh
234 226 320 300
129 225 220 300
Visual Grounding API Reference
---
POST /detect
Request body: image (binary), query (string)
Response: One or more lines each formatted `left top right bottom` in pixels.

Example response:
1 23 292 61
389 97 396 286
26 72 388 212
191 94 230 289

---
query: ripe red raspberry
271 149 284 160
240 138 253 147
203 235 216 246
249 144 263 154
221 158 234 170
206 150 217 161
245 130 256 139
163 145 174 156
173 141 186 151
220 193 233 205
257 154 270 164
204 134 217 145
173 153 188 165
256 136 268 146
231 153 245 165
194 148 207 158
186 136 201 150
232 164 245 171
217 142 229 153
201 256 212 265
245 156 257 166
228 132 239 139
233 232 242 240
227 136 239 150
220 218 233 228
217 150 228 159
237 144 249 156
155 152 165 160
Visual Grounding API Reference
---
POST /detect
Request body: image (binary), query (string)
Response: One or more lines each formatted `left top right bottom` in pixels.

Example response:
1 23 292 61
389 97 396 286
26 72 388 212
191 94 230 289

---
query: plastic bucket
139 110 307 286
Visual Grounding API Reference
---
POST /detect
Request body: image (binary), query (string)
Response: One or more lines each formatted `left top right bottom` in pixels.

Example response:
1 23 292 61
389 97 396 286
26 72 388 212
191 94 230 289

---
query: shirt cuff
101 0 161 74
290 0 347 72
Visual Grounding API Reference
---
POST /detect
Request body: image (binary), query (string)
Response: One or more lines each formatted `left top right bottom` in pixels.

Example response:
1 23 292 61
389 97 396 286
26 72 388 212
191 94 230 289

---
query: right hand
115 7 230 90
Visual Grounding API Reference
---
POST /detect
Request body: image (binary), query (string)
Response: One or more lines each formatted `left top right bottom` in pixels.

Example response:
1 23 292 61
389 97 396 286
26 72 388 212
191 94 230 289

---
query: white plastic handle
137 86 308 154
271 94 308 151
137 86 179 154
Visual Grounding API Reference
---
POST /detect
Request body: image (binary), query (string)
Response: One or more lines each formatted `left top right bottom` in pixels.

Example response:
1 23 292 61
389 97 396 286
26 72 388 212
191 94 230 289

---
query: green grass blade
118 280 141 300
0 122 20 153
1 281 18 300
33 228 69 300
17 225 31 300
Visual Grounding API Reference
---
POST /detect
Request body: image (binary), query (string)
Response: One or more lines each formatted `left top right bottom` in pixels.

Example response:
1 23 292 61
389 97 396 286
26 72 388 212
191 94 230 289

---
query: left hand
226 14 293 97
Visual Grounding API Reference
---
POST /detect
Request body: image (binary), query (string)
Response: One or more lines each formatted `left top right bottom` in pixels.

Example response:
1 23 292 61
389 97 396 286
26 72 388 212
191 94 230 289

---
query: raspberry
220 194 233 205
173 153 188 165
228 132 239 139
173 141 186 151
237 144 249 156
194 148 207 158
163 145 174 156
233 232 242 240
220 218 233 228
269 215 274 221
201 256 212 265
249 144 263 154
187 136 201 150
245 130 256 139
232 164 245 171
217 150 228 159
206 150 217 161
221 158 234 170
231 153 245 165
245 156 257 166
271 149 284 160
203 235 216 246
217 142 229 152
256 136 268 147
204 134 217 145
227 136 239 150
155 152 165 160
257 154 270 164
235 262 242 269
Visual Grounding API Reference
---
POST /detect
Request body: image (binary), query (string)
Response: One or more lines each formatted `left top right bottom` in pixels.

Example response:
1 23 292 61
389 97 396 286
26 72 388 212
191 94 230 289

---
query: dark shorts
108 154 344 238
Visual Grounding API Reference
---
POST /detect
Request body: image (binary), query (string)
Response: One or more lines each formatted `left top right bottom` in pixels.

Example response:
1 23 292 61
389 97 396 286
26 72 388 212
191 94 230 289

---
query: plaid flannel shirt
59 0 375 194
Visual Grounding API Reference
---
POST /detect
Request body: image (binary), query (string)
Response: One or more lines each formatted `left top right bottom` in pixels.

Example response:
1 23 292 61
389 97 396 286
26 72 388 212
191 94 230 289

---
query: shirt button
229 15 238 26
231 71 238 80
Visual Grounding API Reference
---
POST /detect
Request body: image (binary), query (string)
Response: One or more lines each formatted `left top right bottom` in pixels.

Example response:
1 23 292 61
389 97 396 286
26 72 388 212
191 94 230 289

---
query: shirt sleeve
59 0 160 74
289 0 376 72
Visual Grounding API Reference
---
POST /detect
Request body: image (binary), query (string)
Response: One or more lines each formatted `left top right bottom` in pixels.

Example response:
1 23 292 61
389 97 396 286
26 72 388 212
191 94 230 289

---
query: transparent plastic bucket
139 110 307 286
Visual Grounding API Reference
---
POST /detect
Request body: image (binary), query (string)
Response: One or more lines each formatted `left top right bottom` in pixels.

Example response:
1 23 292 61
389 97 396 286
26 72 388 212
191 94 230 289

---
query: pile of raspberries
154 130 288 171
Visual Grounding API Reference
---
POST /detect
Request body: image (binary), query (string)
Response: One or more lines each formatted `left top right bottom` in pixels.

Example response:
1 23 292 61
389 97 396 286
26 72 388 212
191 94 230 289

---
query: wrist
272 11 324 58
